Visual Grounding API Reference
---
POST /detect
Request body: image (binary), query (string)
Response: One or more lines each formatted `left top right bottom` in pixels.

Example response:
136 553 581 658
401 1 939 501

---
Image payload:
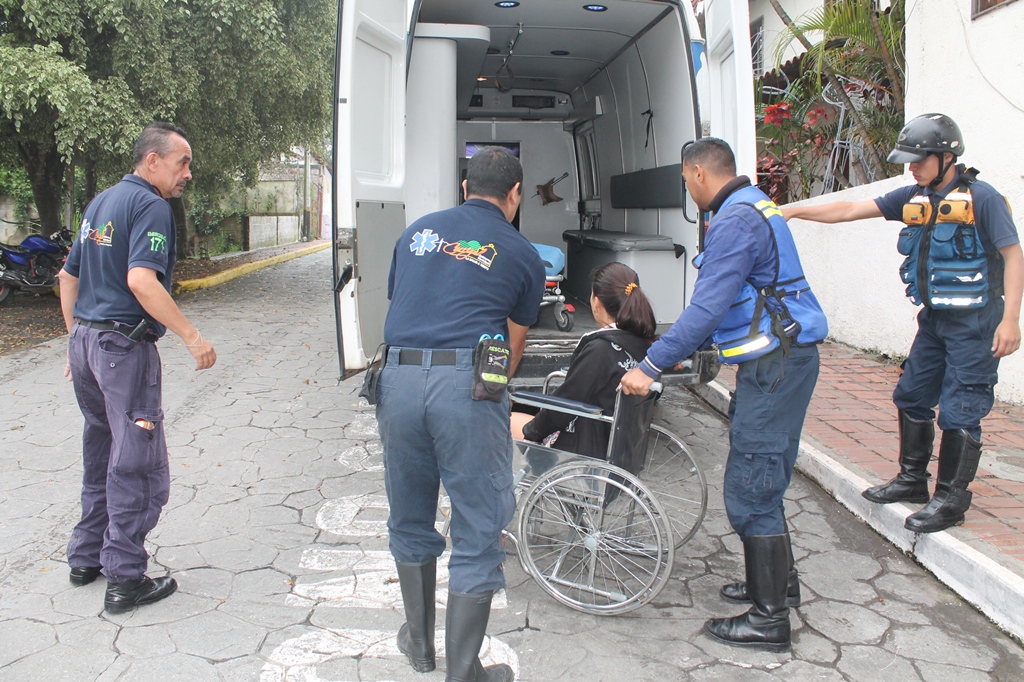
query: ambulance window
577 124 600 200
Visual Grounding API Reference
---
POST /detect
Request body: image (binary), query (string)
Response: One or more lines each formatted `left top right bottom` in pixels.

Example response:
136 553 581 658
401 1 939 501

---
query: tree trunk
169 197 189 260
84 159 99 203
16 140 65 237
869 7 904 111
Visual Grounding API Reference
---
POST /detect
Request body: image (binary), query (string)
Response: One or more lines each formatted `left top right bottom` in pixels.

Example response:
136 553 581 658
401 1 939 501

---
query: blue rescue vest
897 167 1003 310
695 186 829 364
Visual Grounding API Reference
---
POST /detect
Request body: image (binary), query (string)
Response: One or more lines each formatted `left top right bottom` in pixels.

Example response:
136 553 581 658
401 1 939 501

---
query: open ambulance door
702 0 757 179
332 0 410 376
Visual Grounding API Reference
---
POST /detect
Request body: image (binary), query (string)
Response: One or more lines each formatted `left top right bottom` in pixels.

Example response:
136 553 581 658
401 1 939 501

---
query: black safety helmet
887 113 965 164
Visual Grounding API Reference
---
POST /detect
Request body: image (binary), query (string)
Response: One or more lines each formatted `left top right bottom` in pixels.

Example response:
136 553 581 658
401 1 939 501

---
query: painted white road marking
260 628 518 681
315 494 450 538
294 547 507 610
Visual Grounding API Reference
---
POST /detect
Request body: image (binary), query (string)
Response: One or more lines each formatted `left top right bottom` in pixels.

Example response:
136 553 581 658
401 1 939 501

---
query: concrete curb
690 379 1024 641
172 241 331 294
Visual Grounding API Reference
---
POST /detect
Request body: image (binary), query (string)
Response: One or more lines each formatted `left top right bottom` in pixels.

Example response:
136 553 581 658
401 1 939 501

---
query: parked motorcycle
0 228 72 305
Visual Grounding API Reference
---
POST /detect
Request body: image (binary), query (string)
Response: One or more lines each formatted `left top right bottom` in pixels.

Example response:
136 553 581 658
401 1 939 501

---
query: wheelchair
502 374 708 615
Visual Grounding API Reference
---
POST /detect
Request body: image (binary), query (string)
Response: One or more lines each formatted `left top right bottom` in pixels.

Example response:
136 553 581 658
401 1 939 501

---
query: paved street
2 248 1023 681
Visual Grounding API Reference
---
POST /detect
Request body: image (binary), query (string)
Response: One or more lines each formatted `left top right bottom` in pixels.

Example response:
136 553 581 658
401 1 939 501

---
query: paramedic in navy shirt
58 123 216 614
376 147 544 681
621 138 828 653
783 114 1023 535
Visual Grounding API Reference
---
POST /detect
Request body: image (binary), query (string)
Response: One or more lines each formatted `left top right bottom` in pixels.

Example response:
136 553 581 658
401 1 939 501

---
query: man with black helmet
783 113 1023 534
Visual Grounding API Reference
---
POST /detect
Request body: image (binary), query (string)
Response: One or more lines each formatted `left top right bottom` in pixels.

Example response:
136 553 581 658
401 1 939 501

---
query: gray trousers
67 324 169 581
376 347 516 594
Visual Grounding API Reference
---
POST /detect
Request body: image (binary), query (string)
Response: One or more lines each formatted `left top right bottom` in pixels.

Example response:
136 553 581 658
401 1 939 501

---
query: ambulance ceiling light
583 4 608 11
495 1 520 7
551 50 570 56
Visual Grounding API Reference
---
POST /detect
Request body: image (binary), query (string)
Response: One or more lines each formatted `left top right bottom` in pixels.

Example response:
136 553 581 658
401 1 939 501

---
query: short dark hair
682 137 736 177
134 122 189 167
591 262 657 342
466 146 523 200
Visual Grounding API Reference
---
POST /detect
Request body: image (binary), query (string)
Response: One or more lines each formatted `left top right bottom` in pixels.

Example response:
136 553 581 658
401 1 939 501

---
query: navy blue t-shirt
874 171 1019 254
384 198 546 348
64 174 176 337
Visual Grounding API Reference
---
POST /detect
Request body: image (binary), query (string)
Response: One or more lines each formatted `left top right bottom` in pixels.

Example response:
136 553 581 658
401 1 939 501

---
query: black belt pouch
472 337 511 402
358 343 387 406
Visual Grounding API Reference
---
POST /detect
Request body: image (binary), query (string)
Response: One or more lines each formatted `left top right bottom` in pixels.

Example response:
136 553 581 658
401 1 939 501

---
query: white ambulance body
332 0 755 375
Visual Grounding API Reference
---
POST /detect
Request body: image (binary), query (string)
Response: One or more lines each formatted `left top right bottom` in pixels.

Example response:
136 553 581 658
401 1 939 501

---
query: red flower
763 102 792 126
804 107 827 127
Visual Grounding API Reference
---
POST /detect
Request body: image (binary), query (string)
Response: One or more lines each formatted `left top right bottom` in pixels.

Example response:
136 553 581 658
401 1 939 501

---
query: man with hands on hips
621 137 828 653
59 122 216 614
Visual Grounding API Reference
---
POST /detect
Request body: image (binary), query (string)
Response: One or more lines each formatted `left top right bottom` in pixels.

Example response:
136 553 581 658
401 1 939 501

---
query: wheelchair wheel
517 460 673 615
640 425 708 549
554 303 574 332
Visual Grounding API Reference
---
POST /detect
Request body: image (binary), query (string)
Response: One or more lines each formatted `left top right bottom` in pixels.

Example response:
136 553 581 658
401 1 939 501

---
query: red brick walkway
714 340 1024 568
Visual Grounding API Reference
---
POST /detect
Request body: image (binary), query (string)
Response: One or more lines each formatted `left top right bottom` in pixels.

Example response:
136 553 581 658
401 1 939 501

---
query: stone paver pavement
2 248 1023 680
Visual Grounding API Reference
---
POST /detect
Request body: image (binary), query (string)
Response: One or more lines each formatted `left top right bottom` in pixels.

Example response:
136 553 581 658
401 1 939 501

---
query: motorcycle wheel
0 283 10 306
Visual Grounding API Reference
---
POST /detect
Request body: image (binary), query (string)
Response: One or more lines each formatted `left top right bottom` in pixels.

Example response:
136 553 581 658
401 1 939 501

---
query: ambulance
332 0 756 380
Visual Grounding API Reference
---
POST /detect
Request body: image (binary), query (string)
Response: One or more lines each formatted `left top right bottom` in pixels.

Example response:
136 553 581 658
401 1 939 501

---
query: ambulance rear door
702 0 757 179
332 0 410 374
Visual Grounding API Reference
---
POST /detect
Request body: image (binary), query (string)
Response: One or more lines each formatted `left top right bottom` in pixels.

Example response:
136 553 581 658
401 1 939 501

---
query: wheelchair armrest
509 390 611 422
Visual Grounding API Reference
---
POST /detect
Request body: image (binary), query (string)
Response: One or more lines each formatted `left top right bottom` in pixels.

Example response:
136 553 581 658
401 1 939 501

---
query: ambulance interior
407 0 704 340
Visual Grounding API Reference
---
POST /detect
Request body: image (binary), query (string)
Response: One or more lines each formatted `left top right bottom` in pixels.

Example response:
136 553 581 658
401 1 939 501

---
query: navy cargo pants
376 347 516 594
893 300 1002 441
67 324 169 581
725 344 820 537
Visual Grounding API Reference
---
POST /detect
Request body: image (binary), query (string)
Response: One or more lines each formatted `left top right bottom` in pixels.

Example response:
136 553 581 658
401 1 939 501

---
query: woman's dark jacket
521 327 651 459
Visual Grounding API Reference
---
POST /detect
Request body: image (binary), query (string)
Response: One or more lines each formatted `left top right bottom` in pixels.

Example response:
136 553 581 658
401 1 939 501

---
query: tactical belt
398 349 458 366
76 318 159 343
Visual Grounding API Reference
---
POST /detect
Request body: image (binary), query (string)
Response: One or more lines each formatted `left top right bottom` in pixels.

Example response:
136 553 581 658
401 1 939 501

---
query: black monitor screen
465 142 520 158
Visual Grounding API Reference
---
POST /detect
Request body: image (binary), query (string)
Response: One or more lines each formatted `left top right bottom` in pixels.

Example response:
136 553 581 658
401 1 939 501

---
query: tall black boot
704 535 791 653
720 530 800 608
445 590 513 682
862 411 933 504
905 429 982 533
396 559 436 673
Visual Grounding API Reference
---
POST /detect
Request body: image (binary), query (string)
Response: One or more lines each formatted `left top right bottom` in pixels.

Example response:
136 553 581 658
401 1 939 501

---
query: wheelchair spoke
517 463 673 614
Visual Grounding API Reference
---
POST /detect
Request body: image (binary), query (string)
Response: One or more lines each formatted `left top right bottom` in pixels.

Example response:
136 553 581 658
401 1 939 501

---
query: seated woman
511 262 657 459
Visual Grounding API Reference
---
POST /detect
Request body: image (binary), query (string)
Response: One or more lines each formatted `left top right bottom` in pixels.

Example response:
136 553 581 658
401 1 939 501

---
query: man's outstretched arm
782 199 883 224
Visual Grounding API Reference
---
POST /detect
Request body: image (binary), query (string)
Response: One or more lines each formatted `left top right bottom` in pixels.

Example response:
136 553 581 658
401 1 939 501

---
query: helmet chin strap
929 152 953 189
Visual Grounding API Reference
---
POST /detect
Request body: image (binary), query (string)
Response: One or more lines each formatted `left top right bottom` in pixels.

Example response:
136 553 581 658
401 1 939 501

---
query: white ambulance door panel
703 0 757 180
335 0 408 372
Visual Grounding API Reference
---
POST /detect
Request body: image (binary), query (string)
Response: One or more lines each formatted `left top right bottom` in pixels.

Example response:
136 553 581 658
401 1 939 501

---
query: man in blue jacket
622 138 828 652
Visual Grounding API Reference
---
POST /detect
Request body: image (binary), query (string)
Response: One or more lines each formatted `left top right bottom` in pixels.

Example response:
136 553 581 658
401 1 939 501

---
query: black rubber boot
445 590 514 682
862 411 933 504
396 559 437 673
704 535 791 653
720 531 800 608
905 429 982 533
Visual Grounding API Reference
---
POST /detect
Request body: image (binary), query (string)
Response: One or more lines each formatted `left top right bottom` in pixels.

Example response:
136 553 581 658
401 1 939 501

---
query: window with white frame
973 0 1019 18
750 16 765 76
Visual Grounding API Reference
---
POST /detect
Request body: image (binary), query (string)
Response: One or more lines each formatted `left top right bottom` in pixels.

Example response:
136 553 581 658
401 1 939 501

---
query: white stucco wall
787 176 917 355
904 0 1024 224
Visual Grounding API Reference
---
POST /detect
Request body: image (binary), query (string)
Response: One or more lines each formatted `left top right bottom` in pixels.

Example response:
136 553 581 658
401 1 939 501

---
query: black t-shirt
384 199 546 348
64 174 176 337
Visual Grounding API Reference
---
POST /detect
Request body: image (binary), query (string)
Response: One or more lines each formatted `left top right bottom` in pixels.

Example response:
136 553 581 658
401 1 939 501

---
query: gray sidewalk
2 248 1023 680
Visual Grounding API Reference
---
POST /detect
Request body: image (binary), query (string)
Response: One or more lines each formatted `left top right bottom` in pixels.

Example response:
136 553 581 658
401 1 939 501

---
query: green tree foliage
772 0 905 181
0 0 335 239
